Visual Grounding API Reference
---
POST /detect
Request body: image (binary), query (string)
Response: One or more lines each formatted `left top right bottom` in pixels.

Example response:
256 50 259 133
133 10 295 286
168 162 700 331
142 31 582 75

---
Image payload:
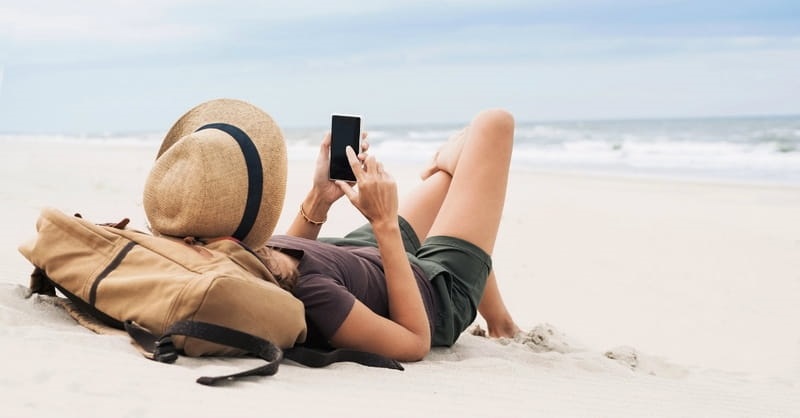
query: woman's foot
468 320 521 339
486 317 521 339
420 127 469 180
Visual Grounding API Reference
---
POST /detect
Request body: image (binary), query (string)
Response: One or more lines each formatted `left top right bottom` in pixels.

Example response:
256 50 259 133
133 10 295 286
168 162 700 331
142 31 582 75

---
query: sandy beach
1 137 799 417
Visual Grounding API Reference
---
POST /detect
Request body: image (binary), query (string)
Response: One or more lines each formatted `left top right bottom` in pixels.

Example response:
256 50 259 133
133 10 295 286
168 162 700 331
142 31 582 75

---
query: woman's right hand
336 146 398 228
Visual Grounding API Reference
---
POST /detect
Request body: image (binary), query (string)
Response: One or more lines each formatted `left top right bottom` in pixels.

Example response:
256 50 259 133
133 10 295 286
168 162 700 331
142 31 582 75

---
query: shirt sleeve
291 273 357 341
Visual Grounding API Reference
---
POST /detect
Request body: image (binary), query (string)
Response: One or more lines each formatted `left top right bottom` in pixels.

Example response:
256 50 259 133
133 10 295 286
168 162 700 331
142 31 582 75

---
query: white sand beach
1 138 799 417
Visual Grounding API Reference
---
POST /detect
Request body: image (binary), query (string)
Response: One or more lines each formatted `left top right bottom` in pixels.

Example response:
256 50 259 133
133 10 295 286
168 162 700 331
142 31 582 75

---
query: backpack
19 208 401 385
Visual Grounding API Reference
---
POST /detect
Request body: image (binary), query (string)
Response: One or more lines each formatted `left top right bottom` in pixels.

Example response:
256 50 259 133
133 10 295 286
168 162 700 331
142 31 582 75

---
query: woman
261 109 520 361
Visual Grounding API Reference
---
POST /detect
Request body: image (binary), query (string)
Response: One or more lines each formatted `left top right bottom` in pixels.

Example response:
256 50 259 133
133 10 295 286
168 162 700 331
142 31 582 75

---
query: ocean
357 115 800 186
3 115 799 186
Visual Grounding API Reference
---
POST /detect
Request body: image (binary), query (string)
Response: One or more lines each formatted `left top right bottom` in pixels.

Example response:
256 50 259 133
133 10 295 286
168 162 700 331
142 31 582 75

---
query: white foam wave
3 116 799 185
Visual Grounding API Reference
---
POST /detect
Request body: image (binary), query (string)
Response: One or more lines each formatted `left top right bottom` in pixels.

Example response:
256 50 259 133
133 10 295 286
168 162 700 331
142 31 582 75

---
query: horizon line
1 111 798 137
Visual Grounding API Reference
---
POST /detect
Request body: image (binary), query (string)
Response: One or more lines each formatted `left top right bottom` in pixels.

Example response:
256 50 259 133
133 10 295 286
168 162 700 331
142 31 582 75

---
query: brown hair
255 247 298 292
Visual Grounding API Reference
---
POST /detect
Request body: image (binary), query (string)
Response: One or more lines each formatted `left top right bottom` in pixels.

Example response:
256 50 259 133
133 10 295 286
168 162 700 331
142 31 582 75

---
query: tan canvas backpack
19 208 401 385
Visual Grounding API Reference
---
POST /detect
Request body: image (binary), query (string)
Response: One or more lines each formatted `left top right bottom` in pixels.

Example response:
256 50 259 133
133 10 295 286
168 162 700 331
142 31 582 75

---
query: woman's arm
329 221 431 361
284 189 331 240
331 147 431 361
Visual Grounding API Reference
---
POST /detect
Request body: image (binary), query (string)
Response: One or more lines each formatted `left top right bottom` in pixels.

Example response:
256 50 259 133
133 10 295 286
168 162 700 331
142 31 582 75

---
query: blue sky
0 0 798 134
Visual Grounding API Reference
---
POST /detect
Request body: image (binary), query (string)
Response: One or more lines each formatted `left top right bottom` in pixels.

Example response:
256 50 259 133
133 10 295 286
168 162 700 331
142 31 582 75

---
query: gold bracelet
300 203 326 225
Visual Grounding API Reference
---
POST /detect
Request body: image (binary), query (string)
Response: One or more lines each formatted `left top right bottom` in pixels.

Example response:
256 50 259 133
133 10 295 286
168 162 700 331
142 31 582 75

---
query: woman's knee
469 109 515 155
471 109 515 141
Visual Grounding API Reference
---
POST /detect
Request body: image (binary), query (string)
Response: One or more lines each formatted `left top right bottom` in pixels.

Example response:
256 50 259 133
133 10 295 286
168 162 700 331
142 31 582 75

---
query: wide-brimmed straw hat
143 98 287 248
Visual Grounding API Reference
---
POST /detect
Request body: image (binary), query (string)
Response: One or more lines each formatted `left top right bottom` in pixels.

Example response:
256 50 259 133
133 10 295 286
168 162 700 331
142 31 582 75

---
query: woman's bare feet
468 319 521 339
420 127 469 180
486 317 521 339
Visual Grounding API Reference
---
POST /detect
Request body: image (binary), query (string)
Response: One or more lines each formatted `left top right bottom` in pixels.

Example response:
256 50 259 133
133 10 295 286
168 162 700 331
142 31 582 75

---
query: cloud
0 0 516 44
0 0 206 43
3 0 798 66
0 0 798 132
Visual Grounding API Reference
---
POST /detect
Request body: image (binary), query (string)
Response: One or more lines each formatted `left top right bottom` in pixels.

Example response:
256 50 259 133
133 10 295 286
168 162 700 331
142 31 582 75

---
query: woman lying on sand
259 109 521 361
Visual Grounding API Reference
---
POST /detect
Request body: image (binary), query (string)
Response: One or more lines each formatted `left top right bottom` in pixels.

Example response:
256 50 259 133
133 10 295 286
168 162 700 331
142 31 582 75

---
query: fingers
362 153 379 173
361 131 369 149
345 145 359 164
318 132 332 160
359 132 370 160
321 132 332 150
345 146 363 180
347 145 389 177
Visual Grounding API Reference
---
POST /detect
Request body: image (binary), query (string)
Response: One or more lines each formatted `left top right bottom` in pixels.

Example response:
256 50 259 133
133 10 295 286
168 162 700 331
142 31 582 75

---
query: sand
1 138 799 417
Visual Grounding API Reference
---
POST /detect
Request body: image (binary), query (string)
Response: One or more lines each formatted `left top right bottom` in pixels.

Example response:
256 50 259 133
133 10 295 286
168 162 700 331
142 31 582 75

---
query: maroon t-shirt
267 235 437 348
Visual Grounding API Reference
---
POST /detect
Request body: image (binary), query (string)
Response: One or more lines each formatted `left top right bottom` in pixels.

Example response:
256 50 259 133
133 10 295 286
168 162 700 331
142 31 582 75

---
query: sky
0 0 798 134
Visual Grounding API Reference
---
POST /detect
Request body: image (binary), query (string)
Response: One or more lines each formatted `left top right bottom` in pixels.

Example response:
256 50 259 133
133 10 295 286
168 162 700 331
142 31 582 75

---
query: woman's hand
312 132 369 206
336 146 398 228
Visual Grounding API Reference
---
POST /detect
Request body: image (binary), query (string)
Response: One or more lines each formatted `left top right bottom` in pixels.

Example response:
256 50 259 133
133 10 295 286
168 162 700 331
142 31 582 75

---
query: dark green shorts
321 217 492 347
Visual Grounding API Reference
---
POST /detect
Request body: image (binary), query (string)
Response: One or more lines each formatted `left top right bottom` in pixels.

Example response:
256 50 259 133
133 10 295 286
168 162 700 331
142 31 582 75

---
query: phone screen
329 115 361 181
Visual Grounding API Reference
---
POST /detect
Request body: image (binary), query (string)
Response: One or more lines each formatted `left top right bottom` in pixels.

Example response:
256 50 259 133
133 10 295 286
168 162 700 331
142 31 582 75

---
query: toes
467 324 487 337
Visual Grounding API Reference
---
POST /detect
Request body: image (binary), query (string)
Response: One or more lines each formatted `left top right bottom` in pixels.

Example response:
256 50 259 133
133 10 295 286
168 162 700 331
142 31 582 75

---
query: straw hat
143 98 287 248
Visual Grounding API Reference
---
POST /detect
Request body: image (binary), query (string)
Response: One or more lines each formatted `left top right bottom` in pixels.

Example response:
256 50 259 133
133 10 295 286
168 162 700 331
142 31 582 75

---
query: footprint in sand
469 323 689 378
604 345 689 378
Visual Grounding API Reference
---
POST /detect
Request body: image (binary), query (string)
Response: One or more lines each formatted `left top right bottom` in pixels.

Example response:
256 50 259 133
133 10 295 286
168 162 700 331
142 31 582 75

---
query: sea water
278 115 800 185
3 115 799 186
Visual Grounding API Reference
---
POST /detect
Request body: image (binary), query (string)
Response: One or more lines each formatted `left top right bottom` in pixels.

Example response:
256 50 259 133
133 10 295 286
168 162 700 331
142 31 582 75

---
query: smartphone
329 114 362 182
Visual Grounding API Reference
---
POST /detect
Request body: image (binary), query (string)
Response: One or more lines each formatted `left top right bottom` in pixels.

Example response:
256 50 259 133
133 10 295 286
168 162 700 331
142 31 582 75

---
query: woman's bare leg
398 170 451 241
426 109 512 254
479 272 519 337
399 109 520 338
400 126 468 240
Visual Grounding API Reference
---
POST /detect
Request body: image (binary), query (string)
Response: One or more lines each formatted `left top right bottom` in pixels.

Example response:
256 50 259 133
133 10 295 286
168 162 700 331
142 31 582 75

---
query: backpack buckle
153 336 178 363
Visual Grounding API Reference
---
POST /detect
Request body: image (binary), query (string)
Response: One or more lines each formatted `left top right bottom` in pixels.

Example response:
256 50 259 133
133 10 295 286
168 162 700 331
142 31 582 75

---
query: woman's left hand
311 131 369 205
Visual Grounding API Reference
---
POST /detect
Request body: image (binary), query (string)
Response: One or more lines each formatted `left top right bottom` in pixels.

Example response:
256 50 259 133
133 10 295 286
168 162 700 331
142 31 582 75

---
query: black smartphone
329 114 362 182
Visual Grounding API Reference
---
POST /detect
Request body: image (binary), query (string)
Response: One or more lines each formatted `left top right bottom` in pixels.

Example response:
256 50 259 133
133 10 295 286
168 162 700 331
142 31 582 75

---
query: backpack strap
284 346 404 371
125 321 403 386
33 268 403 385
125 320 282 386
